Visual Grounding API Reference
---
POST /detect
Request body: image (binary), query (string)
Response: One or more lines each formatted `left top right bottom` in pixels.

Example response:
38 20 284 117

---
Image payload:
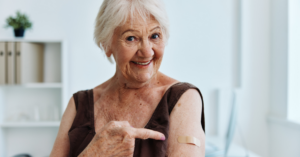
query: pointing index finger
132 128 165 140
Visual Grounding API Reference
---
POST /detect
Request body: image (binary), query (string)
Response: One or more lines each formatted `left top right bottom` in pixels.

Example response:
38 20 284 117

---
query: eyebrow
121 29 138 35
150 26 161 32
121 26 161 35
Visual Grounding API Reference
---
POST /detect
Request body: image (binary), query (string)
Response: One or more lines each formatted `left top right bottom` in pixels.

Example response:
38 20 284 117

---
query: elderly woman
50 0 205 156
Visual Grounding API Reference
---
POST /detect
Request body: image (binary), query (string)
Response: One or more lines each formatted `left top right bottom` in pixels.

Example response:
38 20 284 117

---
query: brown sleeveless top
68 82 205 157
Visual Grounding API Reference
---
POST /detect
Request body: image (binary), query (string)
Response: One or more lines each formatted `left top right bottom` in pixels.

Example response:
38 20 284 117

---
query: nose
137 38 154 58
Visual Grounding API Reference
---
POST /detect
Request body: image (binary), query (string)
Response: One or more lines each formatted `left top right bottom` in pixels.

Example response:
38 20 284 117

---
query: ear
104 46 115 64
105 47 112 58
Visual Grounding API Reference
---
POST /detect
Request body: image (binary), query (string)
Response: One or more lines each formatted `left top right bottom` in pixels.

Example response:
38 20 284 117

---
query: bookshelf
0 39 68 157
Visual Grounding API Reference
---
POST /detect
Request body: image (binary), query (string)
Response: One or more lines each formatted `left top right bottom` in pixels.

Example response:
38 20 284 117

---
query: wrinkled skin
79 121 164 157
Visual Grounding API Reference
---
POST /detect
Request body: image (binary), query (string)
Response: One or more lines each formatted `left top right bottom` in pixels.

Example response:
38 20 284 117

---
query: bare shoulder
178 88 202 106
50 97 77 157
157 71 179 89
61 97 77 126
171 88 203 125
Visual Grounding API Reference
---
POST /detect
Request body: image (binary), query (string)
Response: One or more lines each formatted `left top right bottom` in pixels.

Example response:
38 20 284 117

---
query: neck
106 71 159 104
110 72 159 90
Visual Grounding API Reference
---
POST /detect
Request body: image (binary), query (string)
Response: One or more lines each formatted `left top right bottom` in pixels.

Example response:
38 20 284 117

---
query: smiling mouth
131 60 152 66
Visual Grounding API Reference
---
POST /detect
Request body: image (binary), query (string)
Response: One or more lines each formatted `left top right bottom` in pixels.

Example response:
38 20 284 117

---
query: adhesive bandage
177 136 201 147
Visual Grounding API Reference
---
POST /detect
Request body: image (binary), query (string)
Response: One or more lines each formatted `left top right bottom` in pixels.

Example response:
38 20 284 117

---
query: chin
134 73 155 83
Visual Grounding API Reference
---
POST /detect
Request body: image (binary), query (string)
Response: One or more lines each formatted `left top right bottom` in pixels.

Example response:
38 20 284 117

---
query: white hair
94 0 169 61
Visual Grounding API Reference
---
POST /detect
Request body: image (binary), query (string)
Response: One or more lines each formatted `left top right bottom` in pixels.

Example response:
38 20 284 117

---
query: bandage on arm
177 136 201 147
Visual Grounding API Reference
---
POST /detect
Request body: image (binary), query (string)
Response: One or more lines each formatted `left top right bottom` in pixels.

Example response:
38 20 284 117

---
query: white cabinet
0 39 68 157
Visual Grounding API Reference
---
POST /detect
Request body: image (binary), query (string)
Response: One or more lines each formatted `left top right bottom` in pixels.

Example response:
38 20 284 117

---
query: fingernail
161 136 165 140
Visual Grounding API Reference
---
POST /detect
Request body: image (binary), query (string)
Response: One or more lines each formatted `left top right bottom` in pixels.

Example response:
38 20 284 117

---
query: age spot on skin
177 103 181 107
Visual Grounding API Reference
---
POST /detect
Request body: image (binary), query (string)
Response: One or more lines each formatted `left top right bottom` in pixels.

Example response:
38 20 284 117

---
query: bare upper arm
167 89 205 157
50 96 77 157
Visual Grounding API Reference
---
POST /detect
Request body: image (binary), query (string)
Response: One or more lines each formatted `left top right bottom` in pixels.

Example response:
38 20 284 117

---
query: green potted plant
5 11 32 37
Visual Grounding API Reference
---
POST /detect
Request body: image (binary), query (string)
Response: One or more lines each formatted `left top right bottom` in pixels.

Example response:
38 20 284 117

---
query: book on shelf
0 42 6 84
7 42 15 84
0 41 44 85
16 42 44 84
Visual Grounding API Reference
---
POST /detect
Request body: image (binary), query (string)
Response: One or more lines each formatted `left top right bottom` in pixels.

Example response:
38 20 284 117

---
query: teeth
133 60 151 65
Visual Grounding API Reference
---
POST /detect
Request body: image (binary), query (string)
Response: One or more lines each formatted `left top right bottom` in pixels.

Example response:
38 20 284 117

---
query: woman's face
107 15 165 84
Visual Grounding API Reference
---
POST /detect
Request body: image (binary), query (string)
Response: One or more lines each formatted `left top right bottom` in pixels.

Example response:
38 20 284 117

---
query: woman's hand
78 121 165 157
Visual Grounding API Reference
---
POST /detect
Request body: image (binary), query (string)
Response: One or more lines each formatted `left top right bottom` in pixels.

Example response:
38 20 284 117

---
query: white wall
287 0 300 123
269 0 300 157
0 0 275 157
270 0 289 119
234 1 270 156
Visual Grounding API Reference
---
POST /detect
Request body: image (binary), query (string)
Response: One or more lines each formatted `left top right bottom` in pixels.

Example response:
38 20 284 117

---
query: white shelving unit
0 83 62 88
0 122 60 128
0 39 68 157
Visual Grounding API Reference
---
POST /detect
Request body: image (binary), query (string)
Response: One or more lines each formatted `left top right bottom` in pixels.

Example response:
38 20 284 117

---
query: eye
151 33 159 39
126 36 135 41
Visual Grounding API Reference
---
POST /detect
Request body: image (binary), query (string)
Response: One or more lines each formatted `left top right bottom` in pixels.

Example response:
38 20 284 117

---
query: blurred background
0 0 299 157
